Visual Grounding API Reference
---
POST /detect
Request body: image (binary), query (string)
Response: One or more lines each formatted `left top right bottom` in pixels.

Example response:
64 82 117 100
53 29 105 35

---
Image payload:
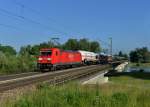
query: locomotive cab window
40 51 52 56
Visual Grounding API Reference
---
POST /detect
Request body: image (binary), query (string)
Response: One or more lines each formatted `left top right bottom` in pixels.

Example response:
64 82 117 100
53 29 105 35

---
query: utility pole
51 37 60 47
109 37 112 56
97 39 111 54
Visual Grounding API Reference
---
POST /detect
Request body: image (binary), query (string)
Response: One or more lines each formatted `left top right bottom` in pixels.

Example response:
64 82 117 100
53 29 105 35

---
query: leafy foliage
19 38 101 57
0 51 36 74
0 45 36 74
129 47 150 63
62 38 101 52
0 44 16 55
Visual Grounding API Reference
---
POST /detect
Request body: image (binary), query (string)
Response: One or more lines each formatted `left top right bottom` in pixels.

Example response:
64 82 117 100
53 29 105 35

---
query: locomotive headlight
38 58 43 60
47 58 51 60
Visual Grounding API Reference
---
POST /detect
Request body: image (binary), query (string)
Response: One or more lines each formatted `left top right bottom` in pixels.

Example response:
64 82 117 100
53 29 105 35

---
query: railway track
0 65 100 81
0 64 111 92
0 72 41 81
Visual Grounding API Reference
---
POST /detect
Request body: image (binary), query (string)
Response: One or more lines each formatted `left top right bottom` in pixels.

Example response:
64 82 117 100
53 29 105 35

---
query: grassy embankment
2 71 150 107
129 62 150 67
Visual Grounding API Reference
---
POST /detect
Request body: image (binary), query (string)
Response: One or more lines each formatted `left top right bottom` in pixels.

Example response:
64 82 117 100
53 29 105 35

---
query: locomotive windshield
40 51 52 56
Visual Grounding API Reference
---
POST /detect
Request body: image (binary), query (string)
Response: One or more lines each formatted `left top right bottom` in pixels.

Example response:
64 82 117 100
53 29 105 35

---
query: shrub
0 52 36 74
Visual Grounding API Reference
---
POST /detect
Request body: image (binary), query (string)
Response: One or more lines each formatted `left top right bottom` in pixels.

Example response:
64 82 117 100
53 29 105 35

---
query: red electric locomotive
37 48 82 71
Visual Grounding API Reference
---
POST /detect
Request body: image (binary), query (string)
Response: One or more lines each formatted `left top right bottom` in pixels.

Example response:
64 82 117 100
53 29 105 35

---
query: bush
0 52 36 74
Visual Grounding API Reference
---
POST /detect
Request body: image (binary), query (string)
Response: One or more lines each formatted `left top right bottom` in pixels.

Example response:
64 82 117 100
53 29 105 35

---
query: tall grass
3 81 150 107
0 52 36 74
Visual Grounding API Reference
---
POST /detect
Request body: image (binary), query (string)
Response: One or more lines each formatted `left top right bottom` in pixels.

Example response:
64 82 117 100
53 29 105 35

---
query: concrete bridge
110 60 128 70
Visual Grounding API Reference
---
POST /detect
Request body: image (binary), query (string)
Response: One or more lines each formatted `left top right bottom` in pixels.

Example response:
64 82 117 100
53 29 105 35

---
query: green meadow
2 71 150 107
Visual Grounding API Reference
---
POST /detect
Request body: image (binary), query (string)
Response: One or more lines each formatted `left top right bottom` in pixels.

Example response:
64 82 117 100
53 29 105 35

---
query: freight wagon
78 50 99 64
98 54 112 64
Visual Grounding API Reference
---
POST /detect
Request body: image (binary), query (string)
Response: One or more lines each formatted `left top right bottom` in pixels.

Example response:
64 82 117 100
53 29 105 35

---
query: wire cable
0 7 69 35
11 0 87 37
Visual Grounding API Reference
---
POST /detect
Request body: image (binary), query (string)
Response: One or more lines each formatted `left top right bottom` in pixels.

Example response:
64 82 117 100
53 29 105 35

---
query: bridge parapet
110 60 128 69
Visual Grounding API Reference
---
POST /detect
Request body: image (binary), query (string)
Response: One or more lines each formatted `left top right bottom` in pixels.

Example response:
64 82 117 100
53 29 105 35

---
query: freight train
37 48 112 71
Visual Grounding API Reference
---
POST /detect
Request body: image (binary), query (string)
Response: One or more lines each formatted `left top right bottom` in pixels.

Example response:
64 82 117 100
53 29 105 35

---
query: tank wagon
37 48 82 71
78 50 99 64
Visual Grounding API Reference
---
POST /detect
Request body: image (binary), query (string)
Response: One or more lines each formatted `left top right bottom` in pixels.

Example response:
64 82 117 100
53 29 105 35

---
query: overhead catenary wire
12 0 71 27
11 0 88 38
13 0 110 42
2 0 106 45
0 7 69 36
0 9 45 32
12 0 75 36
13 0 57 22
0 14 45 35
0 23 20 30
98 39 110 46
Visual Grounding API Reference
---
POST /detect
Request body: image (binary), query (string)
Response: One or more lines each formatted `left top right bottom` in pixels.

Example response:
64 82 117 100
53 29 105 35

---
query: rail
0 65 111 92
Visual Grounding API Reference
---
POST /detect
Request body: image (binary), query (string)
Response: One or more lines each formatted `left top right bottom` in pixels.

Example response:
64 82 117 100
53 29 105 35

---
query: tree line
129 47 150 63
19 38 101 56
114 47 150 63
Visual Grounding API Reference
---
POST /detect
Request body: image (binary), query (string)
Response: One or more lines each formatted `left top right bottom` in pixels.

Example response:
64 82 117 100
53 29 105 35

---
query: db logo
69 54 74 59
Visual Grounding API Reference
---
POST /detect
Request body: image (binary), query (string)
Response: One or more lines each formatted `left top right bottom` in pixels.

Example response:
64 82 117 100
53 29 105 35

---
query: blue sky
0 0 150 53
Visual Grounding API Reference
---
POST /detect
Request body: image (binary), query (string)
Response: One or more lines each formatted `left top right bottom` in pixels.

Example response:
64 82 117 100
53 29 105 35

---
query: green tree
119 51 123 57
0 44 16 55
90 41 101 52
19 40 56 56
19 45 32 55
129 47 150 63
78 38 90 51
117 51 128 59
62 38 101 52
63 39 79 50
